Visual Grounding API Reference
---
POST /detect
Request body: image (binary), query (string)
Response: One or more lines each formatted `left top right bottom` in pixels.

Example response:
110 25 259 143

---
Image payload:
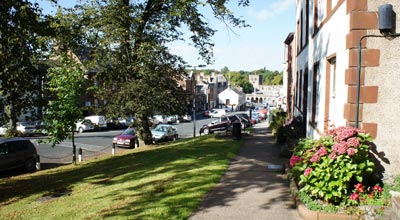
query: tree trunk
136 114 153 145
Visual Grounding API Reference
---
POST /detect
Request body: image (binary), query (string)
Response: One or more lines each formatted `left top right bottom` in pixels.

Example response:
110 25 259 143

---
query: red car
203 110 210 117
112 128 139 148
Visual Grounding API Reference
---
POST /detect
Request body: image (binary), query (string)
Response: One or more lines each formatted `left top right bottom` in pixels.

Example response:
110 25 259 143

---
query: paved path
190 121 302 220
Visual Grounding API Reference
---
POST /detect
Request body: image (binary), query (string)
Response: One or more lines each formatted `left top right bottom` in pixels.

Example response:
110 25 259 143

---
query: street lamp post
187 64 206 138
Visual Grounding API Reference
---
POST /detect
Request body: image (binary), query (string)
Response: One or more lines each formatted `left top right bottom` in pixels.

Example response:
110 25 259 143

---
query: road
29 113 227 166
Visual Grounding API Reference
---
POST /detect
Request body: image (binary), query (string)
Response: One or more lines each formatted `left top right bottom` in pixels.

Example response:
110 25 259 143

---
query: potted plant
289 126 390 219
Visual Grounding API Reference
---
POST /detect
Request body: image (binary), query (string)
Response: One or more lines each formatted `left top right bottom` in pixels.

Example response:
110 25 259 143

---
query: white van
84 115 107 128
209 109 227 118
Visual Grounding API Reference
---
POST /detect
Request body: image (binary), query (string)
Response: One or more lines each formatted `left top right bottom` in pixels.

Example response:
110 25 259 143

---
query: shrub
269 110 287 142
290 126 375 205
276 116 305 145
5 128 23 137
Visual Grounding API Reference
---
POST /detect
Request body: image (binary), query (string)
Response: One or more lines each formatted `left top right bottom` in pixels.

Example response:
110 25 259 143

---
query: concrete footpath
189 121 303 220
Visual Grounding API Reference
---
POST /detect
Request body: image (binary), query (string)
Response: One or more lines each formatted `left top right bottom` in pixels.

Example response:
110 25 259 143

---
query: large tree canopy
0 0 52 129
60 0 250 144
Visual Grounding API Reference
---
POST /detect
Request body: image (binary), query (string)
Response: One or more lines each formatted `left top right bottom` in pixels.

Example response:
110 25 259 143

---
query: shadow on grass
0 127 295 220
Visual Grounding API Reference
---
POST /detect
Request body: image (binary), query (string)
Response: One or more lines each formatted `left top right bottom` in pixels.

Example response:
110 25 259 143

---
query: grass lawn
0 135 243 220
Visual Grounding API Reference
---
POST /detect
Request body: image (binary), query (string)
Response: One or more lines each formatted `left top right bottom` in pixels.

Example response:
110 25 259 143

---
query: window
0 144 8 156
311 62 320 125
302 68 309 115
324 55 336 131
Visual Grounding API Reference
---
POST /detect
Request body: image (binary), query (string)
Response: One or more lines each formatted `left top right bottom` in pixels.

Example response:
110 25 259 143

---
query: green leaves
42 54 86 147
290 127 376 205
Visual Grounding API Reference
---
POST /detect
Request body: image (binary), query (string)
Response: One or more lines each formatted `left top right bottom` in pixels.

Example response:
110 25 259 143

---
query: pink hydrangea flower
347 148 355 156
328 152 337 159
304 167 313 176
339 127 357 141
289 155 302 167
333 142 348 155
317 147 328 156
310 153 321 163
347 137 360 147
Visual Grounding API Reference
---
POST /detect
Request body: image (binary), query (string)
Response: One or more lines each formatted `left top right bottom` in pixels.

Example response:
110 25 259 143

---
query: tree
68 0 250 144
43 55 86 163
0 0 52 130
240 81 254 94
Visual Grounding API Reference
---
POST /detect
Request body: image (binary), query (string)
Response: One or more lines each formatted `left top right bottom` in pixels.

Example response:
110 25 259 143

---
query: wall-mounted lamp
378 4 396 36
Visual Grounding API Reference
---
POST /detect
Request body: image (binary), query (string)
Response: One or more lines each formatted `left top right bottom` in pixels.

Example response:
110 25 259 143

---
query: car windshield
154 126 168 132
18 122 33 126
122 129 135 135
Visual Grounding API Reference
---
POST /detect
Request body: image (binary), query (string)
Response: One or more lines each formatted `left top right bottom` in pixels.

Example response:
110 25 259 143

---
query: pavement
189 120 303 220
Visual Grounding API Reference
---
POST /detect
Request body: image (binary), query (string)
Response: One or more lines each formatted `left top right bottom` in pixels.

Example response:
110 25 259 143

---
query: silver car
75 119 95 133
151 124 178 142
16 122 37 136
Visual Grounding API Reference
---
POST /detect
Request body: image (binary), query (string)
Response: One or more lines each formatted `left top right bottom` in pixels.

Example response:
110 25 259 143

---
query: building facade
288 0 400 181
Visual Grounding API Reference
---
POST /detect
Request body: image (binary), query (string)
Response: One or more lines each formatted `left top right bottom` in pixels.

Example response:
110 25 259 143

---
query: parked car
118 117 135 128
203 110 211 117
0 137 40 172
177 115 191 123
199 116 230 135
16 122 38 136
33 120 47 135
152 115 167 125
251 112 261 124
165 115 177 124
258 108 268 119
75 119 95 133
151 124 178 142
231 114 252 129
0 124 7 136
112 128 140 148
84 115 107 129
222 105 233 112
209 109 227 118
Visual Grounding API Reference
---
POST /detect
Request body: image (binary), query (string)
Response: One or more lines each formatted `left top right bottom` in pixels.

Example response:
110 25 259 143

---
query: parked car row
112 124 179 148
151 114 191 125
0 121 47 137
199 113 252 135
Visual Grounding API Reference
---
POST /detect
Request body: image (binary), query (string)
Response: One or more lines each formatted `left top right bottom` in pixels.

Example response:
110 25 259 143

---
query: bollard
78 148 83 162
36 156 41 170
112 144 116 155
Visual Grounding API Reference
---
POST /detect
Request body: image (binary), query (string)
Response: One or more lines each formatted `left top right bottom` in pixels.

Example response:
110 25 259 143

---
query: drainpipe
355 34 383 128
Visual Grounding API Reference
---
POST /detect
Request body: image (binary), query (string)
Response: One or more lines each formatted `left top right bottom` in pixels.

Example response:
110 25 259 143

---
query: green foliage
224 69 283 93
297 190 340 213
239 81 254 93
276 116 305 145
4 129 23 138
65 0 250 144
290 127 376 206
42 55 86 146
0 0 52 128
268 108 287 142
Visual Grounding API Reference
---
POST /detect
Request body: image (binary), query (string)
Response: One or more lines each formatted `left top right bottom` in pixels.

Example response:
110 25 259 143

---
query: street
29 113 228 166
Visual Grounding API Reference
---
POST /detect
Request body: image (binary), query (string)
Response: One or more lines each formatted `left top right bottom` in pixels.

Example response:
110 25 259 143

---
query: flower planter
289 177 392 220
297 202 358 220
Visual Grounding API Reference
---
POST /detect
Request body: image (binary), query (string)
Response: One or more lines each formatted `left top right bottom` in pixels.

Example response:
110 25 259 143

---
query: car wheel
203 128 210 135
173 135 178 141
78 127 84 133
134 139 139 148
24 158 37 171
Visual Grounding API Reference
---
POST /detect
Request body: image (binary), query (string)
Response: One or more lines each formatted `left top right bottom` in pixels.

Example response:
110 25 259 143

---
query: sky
34 0 296 72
